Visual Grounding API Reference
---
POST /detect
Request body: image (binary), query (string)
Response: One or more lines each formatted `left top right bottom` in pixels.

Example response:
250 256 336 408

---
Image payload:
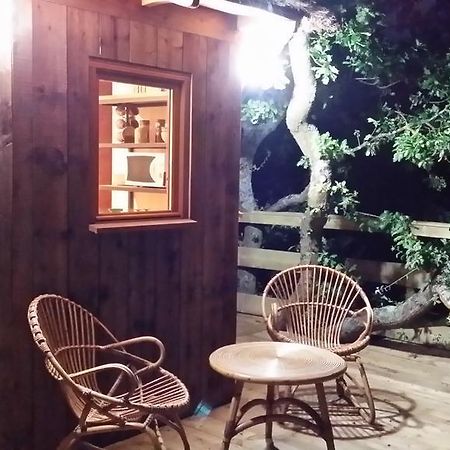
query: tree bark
240 121 280 212
239 122 279 299
340 278 449 341
266 185 309 212
286 21 331 263
271 278 448 341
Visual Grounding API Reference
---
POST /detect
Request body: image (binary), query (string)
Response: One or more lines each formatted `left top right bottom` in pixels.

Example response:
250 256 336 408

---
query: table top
209 342 346 385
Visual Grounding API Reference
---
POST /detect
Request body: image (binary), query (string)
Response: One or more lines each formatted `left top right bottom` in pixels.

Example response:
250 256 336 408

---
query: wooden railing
237 211 449 315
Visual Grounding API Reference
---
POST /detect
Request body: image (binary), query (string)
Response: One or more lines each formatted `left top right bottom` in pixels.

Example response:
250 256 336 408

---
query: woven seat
28 294 191 450
262 265 376 424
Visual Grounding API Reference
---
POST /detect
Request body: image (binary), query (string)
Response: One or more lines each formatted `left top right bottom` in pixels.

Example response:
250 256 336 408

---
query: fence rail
239 211 450 239
237 211 443 315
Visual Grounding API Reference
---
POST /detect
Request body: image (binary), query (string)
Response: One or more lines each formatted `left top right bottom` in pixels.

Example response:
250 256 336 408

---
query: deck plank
108 313 450 450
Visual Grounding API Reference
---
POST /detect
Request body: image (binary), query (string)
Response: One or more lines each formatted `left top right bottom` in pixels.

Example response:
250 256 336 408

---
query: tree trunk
239 122 279 300
266 186 309 212
286 21 331 263
240 121 280 212
271 278 449 341
340 278 449 341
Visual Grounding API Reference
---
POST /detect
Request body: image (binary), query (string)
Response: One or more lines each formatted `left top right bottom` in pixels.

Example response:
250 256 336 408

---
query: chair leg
355 356 376 424
339 355 376 424
57 431 79 450
171 414 190 450
143 423 165 450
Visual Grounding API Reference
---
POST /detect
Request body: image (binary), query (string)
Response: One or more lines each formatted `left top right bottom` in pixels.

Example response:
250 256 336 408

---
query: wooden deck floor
109 314 450 450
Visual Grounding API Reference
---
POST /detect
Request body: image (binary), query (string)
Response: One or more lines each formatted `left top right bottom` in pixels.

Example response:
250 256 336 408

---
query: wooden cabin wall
0 3 14 448
0 0 240 448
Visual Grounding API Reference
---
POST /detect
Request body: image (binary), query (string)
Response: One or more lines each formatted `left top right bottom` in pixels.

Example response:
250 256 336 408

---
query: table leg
265 384 276 450
315 383 335 450
222 381 244 450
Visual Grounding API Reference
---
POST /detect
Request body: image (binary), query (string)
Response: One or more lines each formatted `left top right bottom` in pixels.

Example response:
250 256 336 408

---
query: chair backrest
262 265 373 349
28 294 117 384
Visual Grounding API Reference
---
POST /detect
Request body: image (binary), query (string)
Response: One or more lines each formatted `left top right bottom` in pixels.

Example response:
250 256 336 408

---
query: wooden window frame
88 57 194 233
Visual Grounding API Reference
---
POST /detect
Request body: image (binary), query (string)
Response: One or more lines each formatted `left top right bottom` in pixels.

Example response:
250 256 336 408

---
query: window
89 58 193 232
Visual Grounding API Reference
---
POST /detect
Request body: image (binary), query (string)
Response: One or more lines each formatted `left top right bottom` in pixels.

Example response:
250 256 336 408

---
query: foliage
317 238 358 277
307 1 450 290
309 32 339 85
309 3 450 169
362 211 450 285
329 181 359 217
241 99 283 125
318 131 353 161
427 174 447 192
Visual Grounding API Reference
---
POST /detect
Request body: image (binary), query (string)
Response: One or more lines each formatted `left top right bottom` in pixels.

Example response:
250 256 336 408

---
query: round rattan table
210 342 346 450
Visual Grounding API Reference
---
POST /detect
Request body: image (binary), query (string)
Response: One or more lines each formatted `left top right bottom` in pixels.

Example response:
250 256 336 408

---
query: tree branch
350 105 450 155
266 184 309 212
340 278 449 341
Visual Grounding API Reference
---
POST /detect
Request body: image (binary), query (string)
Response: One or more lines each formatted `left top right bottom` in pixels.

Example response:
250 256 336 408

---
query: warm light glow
0 0 13 69
236 16 295 90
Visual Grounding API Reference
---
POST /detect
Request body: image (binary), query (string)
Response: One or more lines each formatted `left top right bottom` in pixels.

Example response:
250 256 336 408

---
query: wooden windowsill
89 218 197 233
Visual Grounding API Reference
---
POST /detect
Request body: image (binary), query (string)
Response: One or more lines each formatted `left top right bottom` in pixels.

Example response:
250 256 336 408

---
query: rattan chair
28 294 190 450
262 265 376 424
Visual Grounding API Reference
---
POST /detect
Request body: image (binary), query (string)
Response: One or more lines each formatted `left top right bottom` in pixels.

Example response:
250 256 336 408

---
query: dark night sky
253 0 450 221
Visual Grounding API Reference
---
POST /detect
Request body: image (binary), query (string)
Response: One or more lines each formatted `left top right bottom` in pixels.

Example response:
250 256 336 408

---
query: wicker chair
28 294 190 450
262 265 376 424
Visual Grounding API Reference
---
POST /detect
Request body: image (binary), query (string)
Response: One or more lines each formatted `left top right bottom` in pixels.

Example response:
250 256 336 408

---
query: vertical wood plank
32 0 68 295
99 14 117 59
179 32 208 411
116 18 130 62
0 3 14 448
127 232 157 361
130 21 157 66
32 2 69 447
99 233 129 340
99 14 130 62
219 38 241 373
202 37 240 407
9 0 35 447
67 7 100 312
143 234 158 337
128 233 149 338
157 27 183 70
154 230 182 374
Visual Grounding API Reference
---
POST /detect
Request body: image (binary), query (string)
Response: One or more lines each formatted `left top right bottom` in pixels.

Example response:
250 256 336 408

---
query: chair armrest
266 307 293 343
102 336 165 372
69 362 140 402
267 304 287 332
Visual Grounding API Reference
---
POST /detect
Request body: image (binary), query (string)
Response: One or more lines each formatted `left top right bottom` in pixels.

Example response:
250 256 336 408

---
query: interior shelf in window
99 94 168 106
99 143 167 149
99 184 167 193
